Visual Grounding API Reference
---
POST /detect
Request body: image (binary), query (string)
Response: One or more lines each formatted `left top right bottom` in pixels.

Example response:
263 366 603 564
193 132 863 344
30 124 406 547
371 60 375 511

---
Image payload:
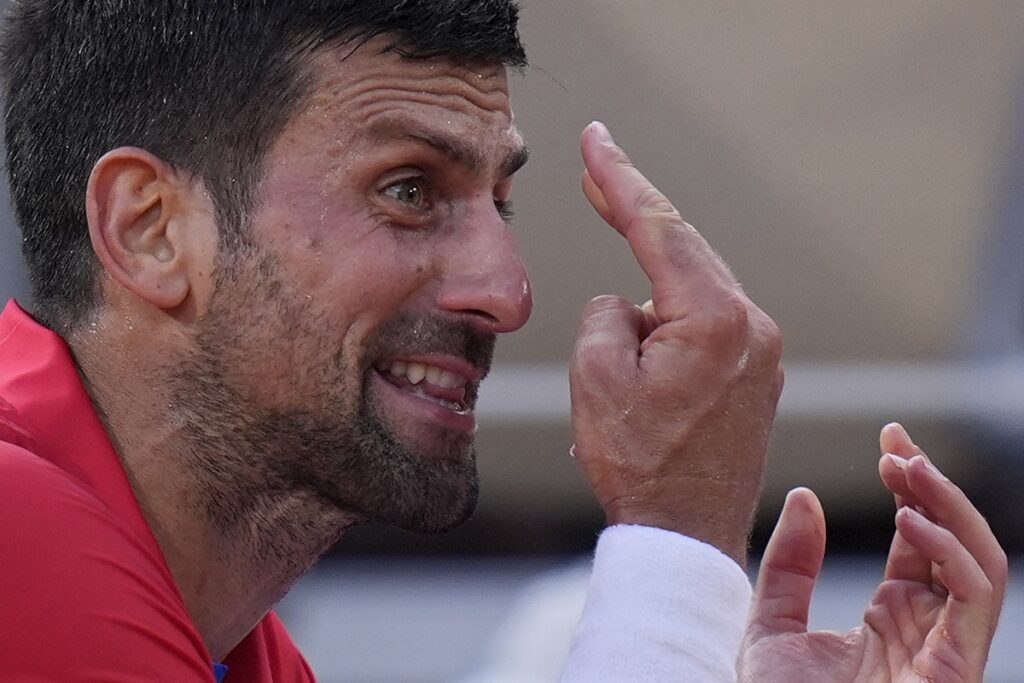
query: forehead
284 38 521 164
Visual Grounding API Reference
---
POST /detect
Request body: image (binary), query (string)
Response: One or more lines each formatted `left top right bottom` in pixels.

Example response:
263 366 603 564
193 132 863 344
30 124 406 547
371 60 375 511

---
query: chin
398 421 477 462
388 436 480 532
309 406 483 535
372 462 480 534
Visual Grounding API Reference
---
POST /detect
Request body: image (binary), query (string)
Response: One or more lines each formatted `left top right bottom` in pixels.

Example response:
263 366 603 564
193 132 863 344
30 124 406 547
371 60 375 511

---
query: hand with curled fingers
569 122 784 566
739 423 1008 683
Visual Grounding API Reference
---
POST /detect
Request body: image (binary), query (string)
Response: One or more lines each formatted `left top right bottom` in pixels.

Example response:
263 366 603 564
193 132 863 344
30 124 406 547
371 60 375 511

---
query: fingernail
898 506 926 526
884 421 917 446
590 120 614 145
780 489 815 533
886 453 909 470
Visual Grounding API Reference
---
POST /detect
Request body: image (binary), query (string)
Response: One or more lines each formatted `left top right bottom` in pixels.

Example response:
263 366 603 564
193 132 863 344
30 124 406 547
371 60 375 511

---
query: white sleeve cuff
561 525 751 682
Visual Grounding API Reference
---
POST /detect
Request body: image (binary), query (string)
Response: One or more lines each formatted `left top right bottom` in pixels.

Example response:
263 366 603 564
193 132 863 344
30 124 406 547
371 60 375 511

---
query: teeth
436 370 462 389
380 360 468 389
406 363 427 385
409 385 463 411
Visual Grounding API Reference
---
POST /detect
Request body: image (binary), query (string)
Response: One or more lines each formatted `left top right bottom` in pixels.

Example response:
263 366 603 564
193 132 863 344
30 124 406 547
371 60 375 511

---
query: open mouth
372 358 482 432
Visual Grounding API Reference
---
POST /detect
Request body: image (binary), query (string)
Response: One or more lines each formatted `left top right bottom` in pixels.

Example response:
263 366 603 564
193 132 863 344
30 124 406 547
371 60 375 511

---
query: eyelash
494 198 515 222
380 176 516 223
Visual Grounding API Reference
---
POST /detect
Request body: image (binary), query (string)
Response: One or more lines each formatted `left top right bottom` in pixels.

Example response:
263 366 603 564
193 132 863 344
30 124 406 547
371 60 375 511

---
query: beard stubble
166 249 494 555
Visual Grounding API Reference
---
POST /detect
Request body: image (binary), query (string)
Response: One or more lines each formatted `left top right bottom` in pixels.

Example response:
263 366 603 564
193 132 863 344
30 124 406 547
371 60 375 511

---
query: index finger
581 122 737 320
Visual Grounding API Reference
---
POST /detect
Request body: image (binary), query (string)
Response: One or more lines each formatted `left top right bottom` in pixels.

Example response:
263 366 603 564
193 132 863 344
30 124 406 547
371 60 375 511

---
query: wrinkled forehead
309 38 513 111
292 37 520 158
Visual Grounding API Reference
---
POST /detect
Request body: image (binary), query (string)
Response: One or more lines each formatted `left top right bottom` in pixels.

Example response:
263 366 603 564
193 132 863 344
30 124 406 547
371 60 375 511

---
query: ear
86 147 201 310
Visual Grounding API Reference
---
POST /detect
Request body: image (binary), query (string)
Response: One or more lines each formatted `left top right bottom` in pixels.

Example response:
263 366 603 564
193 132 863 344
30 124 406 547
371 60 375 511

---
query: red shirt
0 301 316 682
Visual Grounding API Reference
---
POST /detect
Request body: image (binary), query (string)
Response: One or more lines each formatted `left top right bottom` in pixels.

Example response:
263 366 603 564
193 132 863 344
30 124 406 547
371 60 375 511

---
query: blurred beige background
510 1 1023 362
465 1 1024 533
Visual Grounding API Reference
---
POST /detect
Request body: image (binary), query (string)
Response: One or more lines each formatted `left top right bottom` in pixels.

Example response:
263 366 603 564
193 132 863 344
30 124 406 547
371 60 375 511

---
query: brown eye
382 178 428 209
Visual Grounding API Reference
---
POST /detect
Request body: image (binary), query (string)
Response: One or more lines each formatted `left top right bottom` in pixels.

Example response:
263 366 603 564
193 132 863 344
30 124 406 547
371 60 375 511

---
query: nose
437 204 533 334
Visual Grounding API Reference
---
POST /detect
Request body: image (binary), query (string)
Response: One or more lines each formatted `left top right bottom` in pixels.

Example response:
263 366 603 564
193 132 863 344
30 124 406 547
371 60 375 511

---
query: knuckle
572 296 643 380
752 311 784 363
723 295 750 328
572 330 625 377
773 364 786 399
976 576 996 602
608 145 633 168
582 294 631 317
633 186 678 220
992 546 1010 585
572 340 609 376
701 294 749 339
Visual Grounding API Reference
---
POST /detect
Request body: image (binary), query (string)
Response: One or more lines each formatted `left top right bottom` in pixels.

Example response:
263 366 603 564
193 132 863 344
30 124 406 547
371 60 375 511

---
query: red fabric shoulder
223 611 317 682
0 442 215 682
0 396 36 453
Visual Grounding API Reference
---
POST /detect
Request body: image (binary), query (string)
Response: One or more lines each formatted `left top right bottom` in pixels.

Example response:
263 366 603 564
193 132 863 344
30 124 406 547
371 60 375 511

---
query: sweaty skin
75 40 532 660
570 122 784 565
568 126 1006 680
222 49 532 453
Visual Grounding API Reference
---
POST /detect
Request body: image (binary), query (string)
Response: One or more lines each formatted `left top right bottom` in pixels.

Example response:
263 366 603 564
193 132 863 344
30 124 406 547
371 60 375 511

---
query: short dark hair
1 1 526 332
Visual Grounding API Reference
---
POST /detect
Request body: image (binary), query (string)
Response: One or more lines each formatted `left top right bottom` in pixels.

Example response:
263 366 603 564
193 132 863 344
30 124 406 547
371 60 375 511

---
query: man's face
172 42 532 534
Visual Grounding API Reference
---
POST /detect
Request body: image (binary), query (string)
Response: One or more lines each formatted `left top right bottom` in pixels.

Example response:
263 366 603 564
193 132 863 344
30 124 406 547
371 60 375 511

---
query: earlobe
86 147 192 310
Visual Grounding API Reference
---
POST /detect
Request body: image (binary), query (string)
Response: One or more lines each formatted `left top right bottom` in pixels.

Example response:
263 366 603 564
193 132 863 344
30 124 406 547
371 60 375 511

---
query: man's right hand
569 122 784 566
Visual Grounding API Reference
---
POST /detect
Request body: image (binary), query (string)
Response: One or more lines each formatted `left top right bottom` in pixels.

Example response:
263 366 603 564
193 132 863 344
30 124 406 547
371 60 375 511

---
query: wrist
606 507 752 568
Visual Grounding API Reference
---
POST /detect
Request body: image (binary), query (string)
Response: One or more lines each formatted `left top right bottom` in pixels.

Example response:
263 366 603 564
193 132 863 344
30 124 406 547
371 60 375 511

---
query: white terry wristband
561 525 751 683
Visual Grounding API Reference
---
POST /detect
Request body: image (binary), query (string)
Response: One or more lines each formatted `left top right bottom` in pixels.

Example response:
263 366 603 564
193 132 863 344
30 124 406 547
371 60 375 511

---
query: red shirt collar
0 299 305 675
0 299 156 543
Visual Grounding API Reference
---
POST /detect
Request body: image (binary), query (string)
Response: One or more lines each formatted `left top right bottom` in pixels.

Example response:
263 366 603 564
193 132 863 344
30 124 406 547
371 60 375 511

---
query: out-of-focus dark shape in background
0 181 27 304
1 1 1021 680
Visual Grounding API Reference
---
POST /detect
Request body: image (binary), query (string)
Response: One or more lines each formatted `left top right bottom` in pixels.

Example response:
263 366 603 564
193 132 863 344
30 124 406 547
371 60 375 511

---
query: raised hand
569 122 784 565
739 424 1008 682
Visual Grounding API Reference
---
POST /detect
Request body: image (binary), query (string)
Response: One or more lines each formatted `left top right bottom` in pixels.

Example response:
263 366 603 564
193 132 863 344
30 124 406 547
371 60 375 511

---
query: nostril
465 309 499 325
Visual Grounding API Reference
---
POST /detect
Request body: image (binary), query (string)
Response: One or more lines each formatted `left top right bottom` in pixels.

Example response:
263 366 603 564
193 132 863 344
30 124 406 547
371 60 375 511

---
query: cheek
312 224 438 298
257 196 440 331
298 239 437 354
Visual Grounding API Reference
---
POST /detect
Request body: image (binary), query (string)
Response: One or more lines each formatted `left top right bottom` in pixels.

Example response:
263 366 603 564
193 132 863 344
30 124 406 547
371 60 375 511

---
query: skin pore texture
68 39 532 660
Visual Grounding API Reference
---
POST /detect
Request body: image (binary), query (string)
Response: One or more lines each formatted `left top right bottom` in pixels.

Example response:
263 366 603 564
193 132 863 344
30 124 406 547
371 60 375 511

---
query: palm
741 579 949 682
740 430 1007 683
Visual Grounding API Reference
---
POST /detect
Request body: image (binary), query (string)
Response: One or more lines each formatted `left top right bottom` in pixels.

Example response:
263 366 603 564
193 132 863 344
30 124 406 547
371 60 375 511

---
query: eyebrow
367 118 530 179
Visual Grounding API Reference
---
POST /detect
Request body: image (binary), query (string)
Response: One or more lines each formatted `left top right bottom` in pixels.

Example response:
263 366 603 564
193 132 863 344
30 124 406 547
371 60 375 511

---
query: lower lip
371 370 477 434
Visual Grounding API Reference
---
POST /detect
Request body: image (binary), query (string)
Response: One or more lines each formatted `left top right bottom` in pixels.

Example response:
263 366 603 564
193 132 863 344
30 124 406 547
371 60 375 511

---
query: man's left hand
739 423 1008 683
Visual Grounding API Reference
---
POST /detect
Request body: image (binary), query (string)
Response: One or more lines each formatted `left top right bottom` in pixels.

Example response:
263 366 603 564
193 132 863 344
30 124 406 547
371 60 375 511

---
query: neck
69 327 360 660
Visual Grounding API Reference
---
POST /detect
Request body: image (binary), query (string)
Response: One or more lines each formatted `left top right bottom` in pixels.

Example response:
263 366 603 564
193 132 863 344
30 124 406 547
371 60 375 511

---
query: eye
381 177 429 209
494 198 515 222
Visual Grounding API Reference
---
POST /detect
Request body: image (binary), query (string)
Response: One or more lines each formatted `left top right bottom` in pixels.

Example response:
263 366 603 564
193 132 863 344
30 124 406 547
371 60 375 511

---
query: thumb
747 488 827 640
